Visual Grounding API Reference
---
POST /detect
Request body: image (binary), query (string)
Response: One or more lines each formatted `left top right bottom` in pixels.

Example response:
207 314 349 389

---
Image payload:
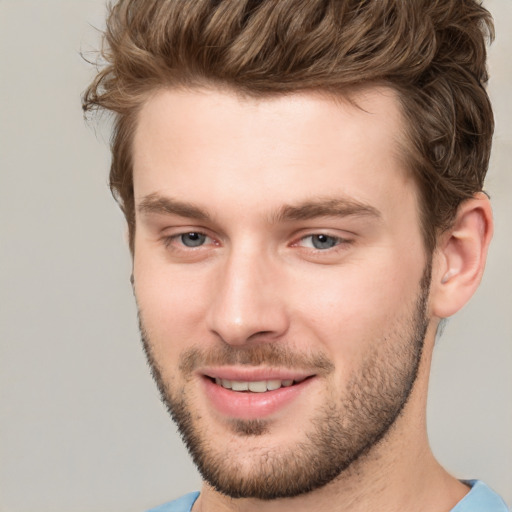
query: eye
299 234 345 250
163 231 214 250
161 230 218 260
179 232 208 247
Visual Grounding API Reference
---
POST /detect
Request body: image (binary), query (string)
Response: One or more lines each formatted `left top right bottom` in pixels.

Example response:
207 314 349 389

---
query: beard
138 262 431 500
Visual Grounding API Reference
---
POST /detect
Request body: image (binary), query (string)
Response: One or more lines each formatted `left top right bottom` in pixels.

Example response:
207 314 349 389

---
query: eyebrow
138 193 211 221
137 193 381 224
270 197 381 223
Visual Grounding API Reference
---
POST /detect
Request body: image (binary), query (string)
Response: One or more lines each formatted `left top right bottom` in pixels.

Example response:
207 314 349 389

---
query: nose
206 248 290 346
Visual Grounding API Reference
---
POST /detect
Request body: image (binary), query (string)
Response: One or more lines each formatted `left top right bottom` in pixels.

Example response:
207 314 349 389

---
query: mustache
138 314 334 377
178 343 335 376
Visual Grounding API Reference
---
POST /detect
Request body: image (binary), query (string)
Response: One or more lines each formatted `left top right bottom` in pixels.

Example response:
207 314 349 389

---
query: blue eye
309 234 340 250
297 234 346 250
180 232 207 247
299 233 345 251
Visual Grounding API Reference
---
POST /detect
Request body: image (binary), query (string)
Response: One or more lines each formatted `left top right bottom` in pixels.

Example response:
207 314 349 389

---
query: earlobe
431 193 493 319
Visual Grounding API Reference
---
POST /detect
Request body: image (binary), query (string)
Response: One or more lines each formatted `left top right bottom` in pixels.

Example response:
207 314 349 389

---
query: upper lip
199 366 316 382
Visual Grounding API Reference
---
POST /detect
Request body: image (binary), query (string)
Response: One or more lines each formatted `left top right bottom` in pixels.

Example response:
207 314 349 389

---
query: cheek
133 252 212 356
291 254 423 361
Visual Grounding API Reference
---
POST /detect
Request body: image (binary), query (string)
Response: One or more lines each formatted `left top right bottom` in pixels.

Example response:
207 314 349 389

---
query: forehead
132 86 417 225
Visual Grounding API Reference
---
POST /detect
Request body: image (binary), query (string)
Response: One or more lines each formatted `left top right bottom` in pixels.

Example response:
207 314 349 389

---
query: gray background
0 1 510 511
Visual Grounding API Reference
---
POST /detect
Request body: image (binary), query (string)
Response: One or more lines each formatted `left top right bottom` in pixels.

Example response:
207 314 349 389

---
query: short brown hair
83 0 494 254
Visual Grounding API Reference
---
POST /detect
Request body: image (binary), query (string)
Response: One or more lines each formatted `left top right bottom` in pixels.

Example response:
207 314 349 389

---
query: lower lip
202 377 314 420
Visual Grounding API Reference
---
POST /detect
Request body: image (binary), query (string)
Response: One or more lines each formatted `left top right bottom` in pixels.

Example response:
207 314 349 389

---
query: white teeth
231 381 249 391
214 378 301 392
248 381 267 393
266 379 282 391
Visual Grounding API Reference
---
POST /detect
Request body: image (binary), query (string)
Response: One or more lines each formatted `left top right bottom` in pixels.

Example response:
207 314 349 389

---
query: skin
131 86 493 512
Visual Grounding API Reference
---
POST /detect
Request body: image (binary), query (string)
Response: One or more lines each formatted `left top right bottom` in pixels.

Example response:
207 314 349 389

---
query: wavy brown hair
83 0 494 254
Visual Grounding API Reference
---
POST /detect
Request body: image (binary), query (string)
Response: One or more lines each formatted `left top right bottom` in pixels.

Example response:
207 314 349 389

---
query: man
83 1 509 511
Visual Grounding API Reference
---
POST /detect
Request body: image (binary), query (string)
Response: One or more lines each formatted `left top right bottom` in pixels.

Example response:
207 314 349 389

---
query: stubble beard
138 263 431 500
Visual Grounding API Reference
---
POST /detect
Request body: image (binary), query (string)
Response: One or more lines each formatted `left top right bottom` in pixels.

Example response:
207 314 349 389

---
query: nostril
247 330 274 341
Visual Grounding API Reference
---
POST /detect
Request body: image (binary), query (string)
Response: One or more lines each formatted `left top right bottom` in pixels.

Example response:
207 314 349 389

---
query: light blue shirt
453 481 509 512
146 480 509 512
145 491 199 512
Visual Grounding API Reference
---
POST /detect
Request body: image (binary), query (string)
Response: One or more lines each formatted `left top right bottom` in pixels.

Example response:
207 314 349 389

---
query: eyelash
162 231 352 254
294 234 351 251
163 232 215 250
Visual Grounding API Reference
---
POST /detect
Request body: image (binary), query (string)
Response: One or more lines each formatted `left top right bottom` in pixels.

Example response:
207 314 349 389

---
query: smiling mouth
206 376 311 393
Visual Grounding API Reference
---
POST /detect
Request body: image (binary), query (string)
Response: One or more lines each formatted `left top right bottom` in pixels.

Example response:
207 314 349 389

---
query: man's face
132 87 432 499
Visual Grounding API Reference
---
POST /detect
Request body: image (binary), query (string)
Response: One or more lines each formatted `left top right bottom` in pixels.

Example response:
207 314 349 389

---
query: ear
430 192 493 319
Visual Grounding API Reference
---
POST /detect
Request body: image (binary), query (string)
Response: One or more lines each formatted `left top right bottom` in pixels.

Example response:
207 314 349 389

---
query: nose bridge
207 241 288 345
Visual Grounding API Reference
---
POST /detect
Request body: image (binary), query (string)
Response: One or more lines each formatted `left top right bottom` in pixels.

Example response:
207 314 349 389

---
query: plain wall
0 1 510 511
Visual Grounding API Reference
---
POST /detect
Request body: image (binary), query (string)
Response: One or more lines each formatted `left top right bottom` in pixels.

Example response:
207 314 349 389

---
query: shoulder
451 481 510 512
145 491 200 512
